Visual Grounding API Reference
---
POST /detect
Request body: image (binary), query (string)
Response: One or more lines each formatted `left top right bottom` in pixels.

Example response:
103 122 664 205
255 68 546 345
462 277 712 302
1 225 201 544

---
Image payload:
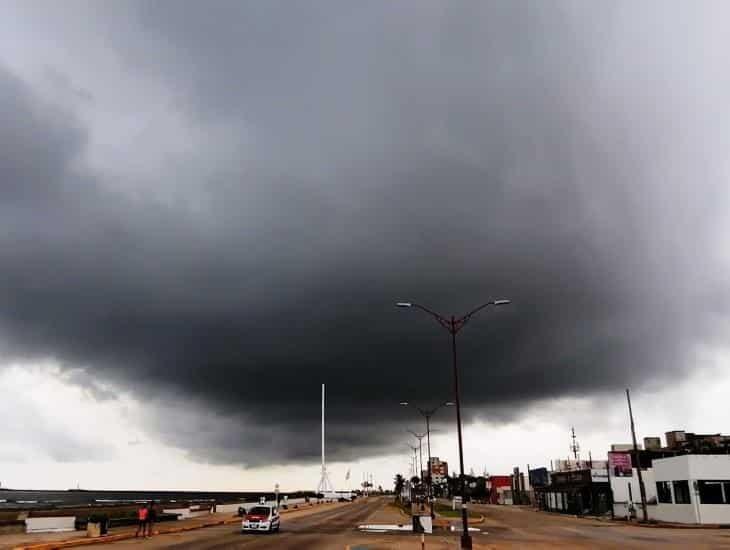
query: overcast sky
2 1 730 491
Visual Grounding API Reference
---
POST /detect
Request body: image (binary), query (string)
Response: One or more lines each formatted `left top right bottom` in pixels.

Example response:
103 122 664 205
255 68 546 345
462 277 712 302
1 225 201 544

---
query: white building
610 465 658 519
653 455 730 524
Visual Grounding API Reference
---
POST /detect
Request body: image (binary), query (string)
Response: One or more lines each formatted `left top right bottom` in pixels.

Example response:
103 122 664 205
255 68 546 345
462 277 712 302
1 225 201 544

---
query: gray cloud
0 369 115 463
1 1 729 467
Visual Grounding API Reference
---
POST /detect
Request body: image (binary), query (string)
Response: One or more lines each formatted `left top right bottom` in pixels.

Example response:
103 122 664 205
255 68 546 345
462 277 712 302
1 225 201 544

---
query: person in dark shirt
147 502 157 537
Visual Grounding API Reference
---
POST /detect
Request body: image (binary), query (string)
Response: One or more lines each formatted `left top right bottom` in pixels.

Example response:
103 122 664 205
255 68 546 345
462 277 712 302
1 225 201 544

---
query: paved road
81 498 730 549
88 497 391 550
468 503 730 548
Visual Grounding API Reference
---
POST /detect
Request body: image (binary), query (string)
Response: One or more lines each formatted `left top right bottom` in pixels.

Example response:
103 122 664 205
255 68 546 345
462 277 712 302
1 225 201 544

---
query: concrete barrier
163 498 309 519
162 507 193 519
25 517 76 533
213 503 240 514
162 504 226 519
206 498 309 516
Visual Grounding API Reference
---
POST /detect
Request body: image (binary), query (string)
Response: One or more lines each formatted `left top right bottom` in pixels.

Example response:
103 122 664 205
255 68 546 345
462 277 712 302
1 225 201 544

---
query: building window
673 480 691 504
656 481 672 504
698 481 730 504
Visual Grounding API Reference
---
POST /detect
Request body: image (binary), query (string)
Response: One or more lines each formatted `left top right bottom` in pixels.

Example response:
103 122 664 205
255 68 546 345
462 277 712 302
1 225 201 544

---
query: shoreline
0 489 317 512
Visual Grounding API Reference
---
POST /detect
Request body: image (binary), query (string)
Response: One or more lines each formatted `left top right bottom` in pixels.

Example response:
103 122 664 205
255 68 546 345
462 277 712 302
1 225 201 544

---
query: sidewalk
4 502 342 550
533 506 730 529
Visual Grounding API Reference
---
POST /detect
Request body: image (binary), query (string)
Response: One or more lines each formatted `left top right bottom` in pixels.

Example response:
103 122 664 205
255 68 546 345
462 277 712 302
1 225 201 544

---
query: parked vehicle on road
241 505 280 533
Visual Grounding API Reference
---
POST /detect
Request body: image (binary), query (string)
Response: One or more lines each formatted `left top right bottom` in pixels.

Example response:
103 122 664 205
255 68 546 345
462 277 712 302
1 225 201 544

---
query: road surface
86 497 393 550
81 498 730 549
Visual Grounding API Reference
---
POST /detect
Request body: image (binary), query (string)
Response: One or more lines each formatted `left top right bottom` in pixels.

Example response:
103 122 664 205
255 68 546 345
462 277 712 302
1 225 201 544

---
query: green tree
393 474 405 501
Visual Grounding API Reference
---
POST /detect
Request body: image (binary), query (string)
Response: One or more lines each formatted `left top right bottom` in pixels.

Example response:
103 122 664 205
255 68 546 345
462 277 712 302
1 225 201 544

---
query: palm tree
393 474 405 501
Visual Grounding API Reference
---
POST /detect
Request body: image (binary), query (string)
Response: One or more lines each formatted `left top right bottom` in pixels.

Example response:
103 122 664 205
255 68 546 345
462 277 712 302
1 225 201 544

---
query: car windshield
248 507 270 516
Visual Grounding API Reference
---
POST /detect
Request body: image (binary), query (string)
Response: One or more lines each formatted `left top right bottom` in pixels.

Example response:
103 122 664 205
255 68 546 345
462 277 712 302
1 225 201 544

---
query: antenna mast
570 426 580 461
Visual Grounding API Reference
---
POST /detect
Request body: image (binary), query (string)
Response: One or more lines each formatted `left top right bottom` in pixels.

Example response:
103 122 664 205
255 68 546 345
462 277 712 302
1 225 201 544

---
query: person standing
135 503 148 537
147 502 157 537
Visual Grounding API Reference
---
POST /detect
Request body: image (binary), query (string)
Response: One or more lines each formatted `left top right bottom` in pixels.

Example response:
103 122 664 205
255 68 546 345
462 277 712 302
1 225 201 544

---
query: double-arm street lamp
406 444 419 481
407 430 426 510
408 430 426 481
396 299 510 550
401 401 453 518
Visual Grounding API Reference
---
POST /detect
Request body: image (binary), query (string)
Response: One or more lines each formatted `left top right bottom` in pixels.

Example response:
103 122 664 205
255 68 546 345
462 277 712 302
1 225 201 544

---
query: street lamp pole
401 401 454 518
397 299 510 550
409 430 425 479
407 443 420 502
425 415 432 503
408 430 426 509
407 444 419 479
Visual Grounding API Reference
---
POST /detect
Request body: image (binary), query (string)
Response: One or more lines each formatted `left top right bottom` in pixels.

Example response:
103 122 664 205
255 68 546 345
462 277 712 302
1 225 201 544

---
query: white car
241 505 280 533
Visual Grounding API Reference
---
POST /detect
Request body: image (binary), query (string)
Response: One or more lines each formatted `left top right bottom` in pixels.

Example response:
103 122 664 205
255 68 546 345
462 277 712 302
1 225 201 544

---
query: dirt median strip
11 502 348 550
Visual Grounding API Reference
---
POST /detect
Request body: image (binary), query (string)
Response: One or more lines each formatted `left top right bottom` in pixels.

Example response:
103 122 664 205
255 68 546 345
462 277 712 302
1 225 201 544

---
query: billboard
529 467 549 487
553 459 607 471
608 452 632 477
590 467 608 483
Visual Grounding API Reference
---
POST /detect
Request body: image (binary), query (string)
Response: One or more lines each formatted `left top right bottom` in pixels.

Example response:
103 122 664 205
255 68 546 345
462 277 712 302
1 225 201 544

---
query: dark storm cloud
2 1 729 466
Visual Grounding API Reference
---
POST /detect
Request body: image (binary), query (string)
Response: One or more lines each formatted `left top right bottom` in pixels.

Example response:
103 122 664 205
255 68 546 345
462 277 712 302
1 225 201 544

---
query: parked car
241 505 280 533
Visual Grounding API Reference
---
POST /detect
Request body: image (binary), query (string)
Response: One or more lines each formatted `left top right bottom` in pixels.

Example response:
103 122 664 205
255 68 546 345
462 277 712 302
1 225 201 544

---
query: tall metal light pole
408 430 426 479
408 430 426 510
401 401 454 518
396 299 510 549
407 444 419 483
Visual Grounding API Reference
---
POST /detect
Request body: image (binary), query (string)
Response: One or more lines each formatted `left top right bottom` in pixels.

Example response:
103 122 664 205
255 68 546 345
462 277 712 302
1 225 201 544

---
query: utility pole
425 416 433 514
606 452 615 519
626 388 648 522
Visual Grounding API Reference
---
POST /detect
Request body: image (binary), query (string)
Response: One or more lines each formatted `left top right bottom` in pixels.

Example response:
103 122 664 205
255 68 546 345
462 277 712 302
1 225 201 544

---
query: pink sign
608 452 632 477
